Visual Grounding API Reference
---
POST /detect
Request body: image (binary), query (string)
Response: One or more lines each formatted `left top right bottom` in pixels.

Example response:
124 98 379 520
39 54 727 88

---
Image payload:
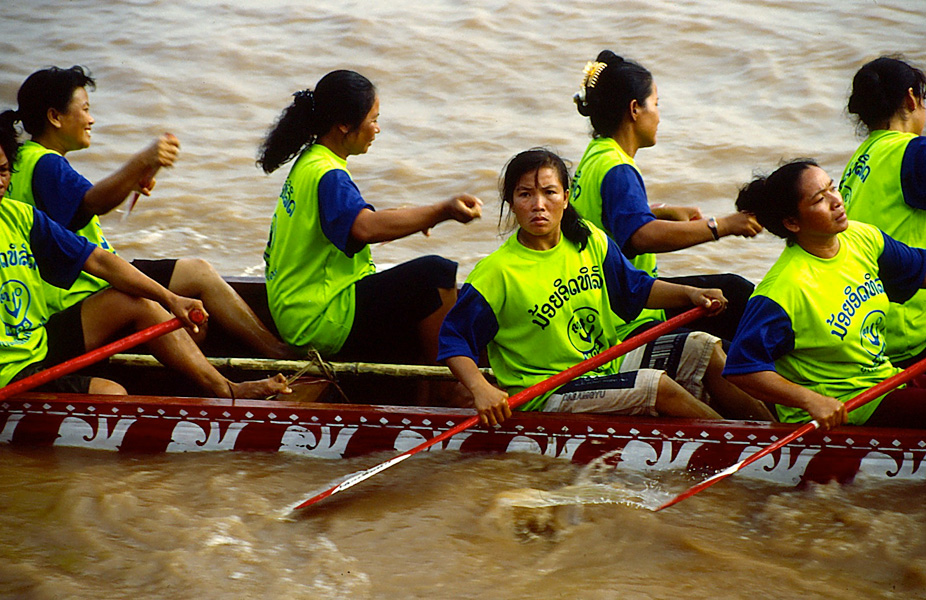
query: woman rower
570 50 762 342
438 148 772 426
257 70 482 367
725 159 926 430
0 111 290 398
3 65 294 359
839 56 926 367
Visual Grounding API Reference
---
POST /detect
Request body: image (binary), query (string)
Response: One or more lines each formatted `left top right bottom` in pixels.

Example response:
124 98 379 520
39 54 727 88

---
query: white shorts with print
541 331 718 417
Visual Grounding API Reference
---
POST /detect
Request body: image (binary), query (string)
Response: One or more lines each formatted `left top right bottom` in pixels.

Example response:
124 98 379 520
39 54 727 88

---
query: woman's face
53 86 94 151
790 165 849 238
511 166 569 250
0 145 10 198
343 95 380 156
634 83 660 148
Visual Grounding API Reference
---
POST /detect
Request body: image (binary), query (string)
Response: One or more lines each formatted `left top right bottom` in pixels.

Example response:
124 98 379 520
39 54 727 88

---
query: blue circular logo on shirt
567 307 604 355
0 280 31 330
859 309 886 360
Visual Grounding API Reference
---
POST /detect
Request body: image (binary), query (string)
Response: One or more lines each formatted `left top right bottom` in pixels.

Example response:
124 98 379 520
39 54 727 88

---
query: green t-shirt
571 137 663 337
444 225 654 410
734 222 912 424
6 140 114 313
0 199 94 385
264 144 375 354
841 130 926 363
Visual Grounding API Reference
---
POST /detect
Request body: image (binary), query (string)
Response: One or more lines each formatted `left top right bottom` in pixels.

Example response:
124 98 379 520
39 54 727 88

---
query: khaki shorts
541 331 718 417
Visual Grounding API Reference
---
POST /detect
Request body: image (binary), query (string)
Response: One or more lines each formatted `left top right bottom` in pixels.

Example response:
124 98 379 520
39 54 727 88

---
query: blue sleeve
723 296 795 376
901 137 926 210
877 230 926 303
601 164 655 257
32 154 94 230
602 235 656 322
437 283 499 363
317 169 374 257
28 206 96 289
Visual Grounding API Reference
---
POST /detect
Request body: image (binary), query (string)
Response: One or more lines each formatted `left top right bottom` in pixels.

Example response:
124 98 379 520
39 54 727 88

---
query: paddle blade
283 454 415 517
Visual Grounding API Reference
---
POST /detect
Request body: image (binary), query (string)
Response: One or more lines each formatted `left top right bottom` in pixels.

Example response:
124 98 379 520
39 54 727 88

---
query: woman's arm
446 355 510 426
726 371 847 430
350 194 482 244
628 211 763 254
81 246 205 332
644 279 726 314
81 133 180 217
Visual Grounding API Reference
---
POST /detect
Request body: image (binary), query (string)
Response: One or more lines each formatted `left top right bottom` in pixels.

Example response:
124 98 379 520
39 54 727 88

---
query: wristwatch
707 216 720 241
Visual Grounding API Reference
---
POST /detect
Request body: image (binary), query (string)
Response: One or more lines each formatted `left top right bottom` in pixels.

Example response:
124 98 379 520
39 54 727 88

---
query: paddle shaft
0 310 203 402
289 305 709 512
656 354 926 511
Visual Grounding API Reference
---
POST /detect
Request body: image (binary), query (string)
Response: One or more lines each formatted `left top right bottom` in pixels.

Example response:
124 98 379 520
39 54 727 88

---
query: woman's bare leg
80 288 290 399
168 258 295 359
88 377 127 395
703 342 775 420
654 373 723 419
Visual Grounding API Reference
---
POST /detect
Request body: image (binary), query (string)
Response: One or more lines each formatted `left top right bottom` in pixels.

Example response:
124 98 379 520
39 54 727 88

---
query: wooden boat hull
3 392 926 487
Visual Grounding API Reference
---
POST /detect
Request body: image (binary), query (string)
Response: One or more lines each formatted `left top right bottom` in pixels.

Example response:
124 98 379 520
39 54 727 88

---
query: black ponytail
257 70 377 174
848 56 926 134
736 159 818 243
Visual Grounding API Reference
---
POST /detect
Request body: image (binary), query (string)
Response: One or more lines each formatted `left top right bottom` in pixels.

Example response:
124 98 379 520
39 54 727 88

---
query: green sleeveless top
571 137 663 337
264 144 375 354
841 130 924 363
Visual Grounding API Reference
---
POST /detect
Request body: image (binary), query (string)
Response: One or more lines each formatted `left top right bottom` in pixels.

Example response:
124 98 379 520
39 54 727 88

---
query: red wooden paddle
286 305 709 514
655 355 926 511
0 309 204 402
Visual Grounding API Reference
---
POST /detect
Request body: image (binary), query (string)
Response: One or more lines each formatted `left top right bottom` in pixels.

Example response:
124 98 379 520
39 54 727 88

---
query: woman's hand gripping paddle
0 310 204 401
655 355 926 511
284 306 709 516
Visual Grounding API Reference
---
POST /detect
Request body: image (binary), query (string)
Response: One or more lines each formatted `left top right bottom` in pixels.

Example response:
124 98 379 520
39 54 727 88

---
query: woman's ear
46 107 63 130
628 99 640 122
783 216 800 234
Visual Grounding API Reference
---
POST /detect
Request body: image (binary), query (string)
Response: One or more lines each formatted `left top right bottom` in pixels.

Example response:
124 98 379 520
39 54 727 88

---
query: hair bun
596 50 624 66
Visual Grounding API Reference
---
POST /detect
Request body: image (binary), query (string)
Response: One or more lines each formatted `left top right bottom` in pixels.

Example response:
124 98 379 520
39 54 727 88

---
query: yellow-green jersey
437 224 655 410
724 221 926 424
4 140 115 313
841 130 926 363
570 137 664 338
0 199 95 386
264 144 376 354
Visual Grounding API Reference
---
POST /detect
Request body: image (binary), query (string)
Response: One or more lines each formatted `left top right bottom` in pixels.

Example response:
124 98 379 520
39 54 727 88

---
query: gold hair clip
582 61 607 90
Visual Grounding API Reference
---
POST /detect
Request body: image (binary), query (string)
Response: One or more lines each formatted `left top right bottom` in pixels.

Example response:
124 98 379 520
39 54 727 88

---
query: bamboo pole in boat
108 354 494 380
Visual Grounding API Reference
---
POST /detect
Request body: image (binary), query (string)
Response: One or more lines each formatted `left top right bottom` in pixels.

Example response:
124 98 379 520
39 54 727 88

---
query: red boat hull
3 392 926 487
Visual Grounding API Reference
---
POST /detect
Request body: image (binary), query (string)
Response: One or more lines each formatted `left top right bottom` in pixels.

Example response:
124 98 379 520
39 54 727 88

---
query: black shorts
131 258 177 288
10 300 91 393
336 255 457 363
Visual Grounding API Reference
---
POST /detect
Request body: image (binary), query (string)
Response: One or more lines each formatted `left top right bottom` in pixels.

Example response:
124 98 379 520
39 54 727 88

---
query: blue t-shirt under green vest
570 137 664 338
264 144 376 355
5 140 115 313
437 224 655 411
841 130 926 364
725 221 926 425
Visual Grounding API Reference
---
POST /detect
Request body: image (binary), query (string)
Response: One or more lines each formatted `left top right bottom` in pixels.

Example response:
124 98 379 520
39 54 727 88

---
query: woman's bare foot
228 373 292 399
